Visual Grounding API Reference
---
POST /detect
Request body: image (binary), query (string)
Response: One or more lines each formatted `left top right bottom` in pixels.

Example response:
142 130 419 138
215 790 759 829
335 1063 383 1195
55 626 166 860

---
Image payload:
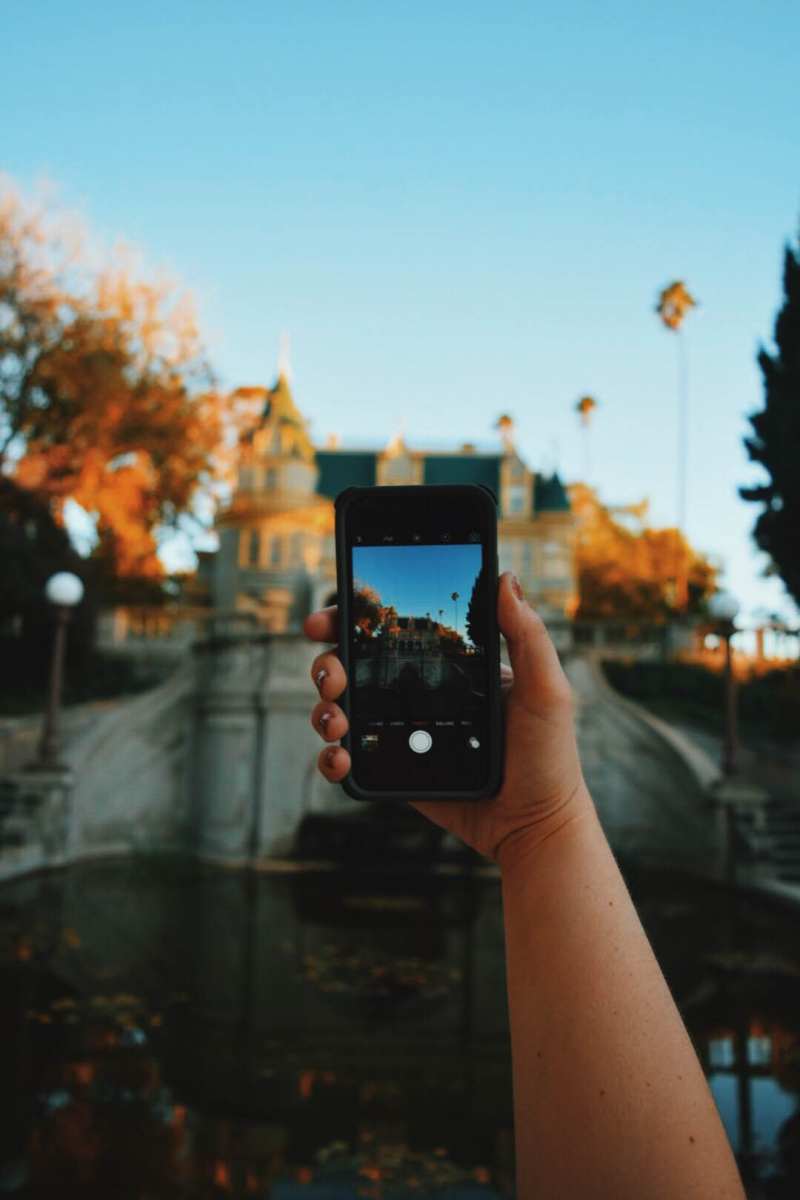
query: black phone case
334 484 504 802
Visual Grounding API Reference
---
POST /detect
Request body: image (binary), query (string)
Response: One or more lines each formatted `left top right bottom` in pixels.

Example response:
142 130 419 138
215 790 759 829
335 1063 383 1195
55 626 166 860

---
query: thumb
497 572 572 713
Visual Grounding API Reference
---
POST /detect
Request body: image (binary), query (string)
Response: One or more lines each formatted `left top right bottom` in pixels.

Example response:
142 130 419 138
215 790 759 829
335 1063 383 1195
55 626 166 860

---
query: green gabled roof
534 472 571 512
423 455 501 495
316 451 377 497
314 449 504 501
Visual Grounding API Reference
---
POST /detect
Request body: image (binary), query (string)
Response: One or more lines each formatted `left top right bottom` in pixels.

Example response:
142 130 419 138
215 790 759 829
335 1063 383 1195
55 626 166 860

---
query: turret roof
251 372 314 461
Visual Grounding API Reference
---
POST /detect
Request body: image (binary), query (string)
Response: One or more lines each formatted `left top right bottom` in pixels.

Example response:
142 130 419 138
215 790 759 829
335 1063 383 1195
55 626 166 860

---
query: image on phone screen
349 537 491 792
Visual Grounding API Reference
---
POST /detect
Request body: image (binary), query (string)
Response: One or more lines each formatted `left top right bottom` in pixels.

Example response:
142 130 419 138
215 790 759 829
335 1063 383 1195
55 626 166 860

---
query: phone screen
344 490 496 793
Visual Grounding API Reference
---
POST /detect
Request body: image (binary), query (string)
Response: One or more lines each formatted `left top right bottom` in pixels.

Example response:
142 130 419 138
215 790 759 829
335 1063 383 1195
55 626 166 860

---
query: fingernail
314 668 327 692
318 711 332 733
324 747 338 768
510 574 524 603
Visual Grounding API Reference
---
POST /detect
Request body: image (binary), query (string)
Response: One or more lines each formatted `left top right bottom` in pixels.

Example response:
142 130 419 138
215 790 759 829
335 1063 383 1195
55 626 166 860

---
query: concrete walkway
567 656 721 874
0 698 123 776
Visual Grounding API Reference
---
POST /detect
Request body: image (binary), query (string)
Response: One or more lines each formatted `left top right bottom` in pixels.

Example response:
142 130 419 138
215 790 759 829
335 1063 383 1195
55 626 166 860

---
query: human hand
304 571 592 869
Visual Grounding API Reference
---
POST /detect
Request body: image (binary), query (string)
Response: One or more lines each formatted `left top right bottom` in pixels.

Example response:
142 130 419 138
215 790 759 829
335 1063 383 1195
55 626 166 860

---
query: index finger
303 605 338 643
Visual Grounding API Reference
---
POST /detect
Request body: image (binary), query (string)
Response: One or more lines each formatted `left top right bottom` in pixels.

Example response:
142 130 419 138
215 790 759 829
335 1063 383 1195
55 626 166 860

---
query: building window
289 531 304 566
239 465 254 491
265 467 277 490
506 485 527 515
248 530 260 566
542 539 567 579
270 535 282 566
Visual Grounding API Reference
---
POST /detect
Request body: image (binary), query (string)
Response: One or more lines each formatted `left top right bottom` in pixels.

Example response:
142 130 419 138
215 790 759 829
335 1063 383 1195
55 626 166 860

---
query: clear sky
354 544 482 639
3 1 799 622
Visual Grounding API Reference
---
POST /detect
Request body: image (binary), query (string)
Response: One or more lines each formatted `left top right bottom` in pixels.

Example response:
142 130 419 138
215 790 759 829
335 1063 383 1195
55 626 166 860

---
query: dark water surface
1 859 799 1198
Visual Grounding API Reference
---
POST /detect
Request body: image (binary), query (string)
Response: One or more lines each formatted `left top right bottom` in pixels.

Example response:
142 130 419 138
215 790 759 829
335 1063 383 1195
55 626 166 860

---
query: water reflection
1 859 799 1197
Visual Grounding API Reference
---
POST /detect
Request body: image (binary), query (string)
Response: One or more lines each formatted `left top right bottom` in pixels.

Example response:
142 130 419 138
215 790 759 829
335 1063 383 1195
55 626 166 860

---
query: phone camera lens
469 531 480 542
441 533 450 543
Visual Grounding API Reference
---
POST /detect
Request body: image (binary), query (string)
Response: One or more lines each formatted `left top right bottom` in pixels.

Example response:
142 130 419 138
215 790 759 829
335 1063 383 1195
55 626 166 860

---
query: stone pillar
252 635 322 860
190 617 268 864
711 778 773 885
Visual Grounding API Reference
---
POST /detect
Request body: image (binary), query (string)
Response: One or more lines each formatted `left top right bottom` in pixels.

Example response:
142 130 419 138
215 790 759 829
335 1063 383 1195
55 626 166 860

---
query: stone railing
0 623 782 894
0 629 338 882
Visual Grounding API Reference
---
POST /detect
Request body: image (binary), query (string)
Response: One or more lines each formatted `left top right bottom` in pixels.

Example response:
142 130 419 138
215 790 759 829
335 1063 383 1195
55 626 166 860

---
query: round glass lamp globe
45 572 85 607
708 590 739 623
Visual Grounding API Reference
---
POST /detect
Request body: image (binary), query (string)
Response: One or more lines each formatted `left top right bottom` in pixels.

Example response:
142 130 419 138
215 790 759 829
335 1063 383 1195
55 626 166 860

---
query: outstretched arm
304 573 745 1199
500 797 743 1198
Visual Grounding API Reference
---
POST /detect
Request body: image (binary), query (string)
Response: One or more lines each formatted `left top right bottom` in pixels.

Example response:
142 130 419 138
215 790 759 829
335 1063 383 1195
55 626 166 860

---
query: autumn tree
0 180 223 589
740 227 800 607
570 484 716 621
352 583 384 637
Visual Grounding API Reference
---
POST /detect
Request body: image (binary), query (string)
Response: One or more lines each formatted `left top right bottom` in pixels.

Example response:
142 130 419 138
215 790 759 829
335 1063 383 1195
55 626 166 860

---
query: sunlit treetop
0 179 225 585
655 281 698 332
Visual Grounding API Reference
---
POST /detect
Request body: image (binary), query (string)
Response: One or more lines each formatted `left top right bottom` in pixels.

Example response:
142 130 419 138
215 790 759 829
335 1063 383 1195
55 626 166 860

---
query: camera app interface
350 537 490 791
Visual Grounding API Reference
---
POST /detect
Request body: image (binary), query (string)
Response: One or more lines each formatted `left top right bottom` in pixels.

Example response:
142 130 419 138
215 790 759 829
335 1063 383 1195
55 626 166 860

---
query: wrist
496 781 596 876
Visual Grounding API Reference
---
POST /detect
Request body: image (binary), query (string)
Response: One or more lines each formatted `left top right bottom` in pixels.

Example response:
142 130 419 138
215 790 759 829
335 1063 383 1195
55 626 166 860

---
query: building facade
207 373 578 630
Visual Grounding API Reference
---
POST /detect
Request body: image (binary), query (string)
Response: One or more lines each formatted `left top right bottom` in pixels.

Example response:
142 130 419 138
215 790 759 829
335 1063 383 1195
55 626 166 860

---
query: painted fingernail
510 574 524 602
318 711 332 733
324 746 338 768
314 668 327 692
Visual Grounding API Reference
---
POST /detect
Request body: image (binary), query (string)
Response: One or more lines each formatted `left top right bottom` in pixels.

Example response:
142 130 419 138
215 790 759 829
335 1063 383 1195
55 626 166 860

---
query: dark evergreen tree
741 230 800 607
0 478 93 701
465 566 489 649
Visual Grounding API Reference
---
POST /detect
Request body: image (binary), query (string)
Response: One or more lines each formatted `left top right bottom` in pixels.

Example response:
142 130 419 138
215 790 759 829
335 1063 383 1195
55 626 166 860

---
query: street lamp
38 572 84 768
708 590 740 776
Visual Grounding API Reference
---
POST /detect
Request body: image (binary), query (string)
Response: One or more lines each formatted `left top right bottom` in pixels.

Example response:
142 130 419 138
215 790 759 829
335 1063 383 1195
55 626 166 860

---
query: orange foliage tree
0 180 224 589
570 484 716 620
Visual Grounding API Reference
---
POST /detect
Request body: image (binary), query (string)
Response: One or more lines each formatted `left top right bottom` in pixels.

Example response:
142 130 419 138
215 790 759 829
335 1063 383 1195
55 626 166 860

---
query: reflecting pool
1 858 799 1198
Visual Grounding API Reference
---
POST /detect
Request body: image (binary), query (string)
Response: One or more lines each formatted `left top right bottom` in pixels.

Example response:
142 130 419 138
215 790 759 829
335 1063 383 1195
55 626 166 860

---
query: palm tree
451 591 460 632
655 280 699 611
575 395 599 482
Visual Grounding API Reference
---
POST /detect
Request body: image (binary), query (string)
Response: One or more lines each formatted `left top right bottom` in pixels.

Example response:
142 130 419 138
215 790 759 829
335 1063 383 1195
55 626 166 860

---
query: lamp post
708 590 740 777
38 572 84 768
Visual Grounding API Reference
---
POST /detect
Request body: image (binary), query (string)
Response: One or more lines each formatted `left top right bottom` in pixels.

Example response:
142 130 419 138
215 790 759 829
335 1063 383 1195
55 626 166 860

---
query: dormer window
506 485 527 515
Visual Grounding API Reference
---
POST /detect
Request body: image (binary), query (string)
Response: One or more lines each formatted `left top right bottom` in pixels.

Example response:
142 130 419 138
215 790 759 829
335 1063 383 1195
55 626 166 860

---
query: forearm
500 788 745 1200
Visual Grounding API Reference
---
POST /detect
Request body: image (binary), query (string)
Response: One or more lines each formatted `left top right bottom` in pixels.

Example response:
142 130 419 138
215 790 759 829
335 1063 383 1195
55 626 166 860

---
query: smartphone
334 484 503 801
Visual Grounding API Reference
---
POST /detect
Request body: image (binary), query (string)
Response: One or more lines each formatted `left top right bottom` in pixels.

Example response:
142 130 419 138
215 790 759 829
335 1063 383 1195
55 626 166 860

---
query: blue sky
354 544 482 640
3 1 799 621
